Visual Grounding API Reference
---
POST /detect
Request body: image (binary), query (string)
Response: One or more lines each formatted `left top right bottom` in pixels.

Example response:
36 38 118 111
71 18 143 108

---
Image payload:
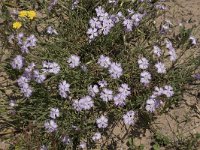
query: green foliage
0 0 199 149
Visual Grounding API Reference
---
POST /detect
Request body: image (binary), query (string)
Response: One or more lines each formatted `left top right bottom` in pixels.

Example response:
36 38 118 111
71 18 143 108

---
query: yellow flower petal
13 22 22 29
19 10 28 18
27 10 36 20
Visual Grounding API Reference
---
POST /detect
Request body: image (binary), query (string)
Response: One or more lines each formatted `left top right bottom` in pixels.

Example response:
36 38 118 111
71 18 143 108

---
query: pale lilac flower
17 76 29 87
72 0 79 10
128 9 134 15
155 62 166 74
67 55 80 68
79 141 86 149
96 115 108 128
21 35 37 53
155 4 167 10
72 99 82 111
89 17 102 29
100 88 113 102
62 135 71 145
138 57 149 69
11 55 24 70
163 85 174 98
117 11 124 18
87 28 98 41
26 35 37 47
97 55 111 68
47 26 58 35
40 145 47 150
152 86 164 97
161 24 169 33
161 20 173 33
165 40 177 61
123 19 133 31
194 74 200 80
42 61 60 74
40 145 48 150
131 13 144 26
17 32 24 45
33 70 46 83
20 83 32 98
44 120 58 133
92 132 101 141
98 80 108 88
153 46 162 57
109 0 118 4
165 39 173 49
23 62 35 80
50 108 59 119
8 34 15 43
59 81 70 98
95 6 105 17
110 15 120 23
189 36 197 45
123 110 135 125
168 48 177 61
99 12 109 21
78 96 94 110
118 83 131 97
9 100 16 107
99 18 114 35
113 93 126 106
88 85 99 97
109 62 123 79
145 99 162 112
140 71 151 85
17 76 32 98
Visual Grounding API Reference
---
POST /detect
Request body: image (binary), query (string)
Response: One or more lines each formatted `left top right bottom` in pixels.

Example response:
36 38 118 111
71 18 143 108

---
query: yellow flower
27 10 36 20
13 21 22 29
19 10 28 18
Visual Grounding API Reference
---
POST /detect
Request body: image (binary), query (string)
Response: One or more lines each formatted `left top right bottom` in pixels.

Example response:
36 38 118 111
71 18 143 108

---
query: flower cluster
17 33 37 53
88 84 99 97
87 6 121 42
42 61 60 74
165 39 177 61
98 55 123 79
87 5 145 42
123 12 145 32
73 96 94 111
100 88 113 102
59 81 70 98
44 108 59 132
146 85 174 112
33 70 46 83
44 120 58 133
114 83 131 106
11 55 24 70
17 76 32 98
18 10 37 20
